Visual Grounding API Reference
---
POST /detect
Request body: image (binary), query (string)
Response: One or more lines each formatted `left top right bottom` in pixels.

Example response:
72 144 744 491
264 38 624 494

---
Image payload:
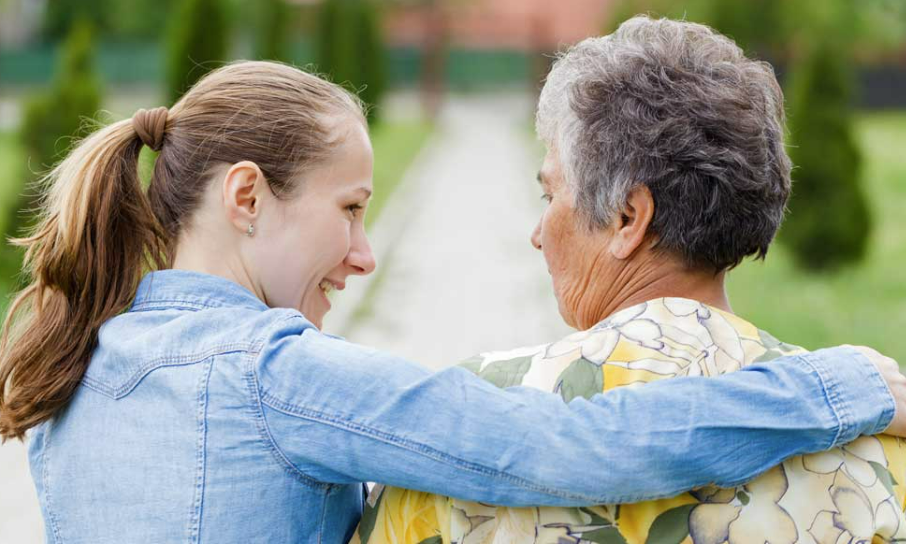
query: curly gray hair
536 15 792 272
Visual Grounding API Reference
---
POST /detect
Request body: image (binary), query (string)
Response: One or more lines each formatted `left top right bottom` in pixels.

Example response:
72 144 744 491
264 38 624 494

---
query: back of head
0 61 364 441
536 15 792 272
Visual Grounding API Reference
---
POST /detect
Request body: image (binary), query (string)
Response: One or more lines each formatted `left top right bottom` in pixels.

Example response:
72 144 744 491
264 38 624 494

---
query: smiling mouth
318 279 344 298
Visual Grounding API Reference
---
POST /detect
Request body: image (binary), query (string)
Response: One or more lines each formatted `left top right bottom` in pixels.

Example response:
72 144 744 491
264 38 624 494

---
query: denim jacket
27 270 894 543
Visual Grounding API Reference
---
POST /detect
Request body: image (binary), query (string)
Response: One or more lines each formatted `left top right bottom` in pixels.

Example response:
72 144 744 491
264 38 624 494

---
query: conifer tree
165 0 229 103
782 39 872 270
316 0 387 123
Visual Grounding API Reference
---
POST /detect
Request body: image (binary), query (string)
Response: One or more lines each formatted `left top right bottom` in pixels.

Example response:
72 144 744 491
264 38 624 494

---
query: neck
171 231 265 305
576 252 731 330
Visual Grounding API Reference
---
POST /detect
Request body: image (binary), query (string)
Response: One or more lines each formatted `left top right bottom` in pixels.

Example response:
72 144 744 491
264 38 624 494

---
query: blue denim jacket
28 270 894 543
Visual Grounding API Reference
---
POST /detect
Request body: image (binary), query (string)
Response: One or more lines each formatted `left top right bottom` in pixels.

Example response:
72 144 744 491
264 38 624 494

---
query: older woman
355 16 906 544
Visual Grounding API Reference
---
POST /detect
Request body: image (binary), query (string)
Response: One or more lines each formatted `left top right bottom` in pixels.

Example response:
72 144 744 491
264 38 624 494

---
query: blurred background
0 0 905 542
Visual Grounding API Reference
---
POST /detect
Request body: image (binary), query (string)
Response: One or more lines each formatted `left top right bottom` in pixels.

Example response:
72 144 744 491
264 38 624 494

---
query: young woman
0 61 901 543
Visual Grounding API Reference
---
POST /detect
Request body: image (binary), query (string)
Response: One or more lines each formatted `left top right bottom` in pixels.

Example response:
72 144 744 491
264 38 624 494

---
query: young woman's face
253 120 376 328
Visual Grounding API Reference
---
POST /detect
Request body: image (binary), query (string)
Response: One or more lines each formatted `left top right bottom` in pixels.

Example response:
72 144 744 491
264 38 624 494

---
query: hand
846 345 906 437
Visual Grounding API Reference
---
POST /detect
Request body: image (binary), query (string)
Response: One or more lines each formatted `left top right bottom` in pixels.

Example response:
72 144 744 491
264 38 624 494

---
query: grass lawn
727 112 906 359
367 119 433 227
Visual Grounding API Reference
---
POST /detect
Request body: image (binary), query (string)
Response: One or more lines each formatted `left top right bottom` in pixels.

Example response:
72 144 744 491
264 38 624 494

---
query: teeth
319 280 333 295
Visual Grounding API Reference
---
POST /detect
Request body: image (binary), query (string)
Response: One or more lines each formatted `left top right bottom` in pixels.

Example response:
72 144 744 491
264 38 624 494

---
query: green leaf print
457 355 484 375
476 356 533 388
754 348 785 364
870 461 899 497
736 490 750 505
579 507 613 526
556 357 603 403
418 536 443 544
757 330 803 355
645 504 696 544
357 486 384 543
582 525 628 544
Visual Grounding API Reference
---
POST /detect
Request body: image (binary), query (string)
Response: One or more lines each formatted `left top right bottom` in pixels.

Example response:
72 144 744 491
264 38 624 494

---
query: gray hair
536 15 792 272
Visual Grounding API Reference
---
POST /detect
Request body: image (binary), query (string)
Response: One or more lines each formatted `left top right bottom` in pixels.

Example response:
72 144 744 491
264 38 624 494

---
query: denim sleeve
252 317 895 506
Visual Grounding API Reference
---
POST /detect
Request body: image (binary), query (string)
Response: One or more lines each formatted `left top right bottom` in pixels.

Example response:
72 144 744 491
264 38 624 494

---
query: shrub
316 0 387 124
42 0 110 42
165 0 229 103
254 0 293 62
13 19 102 235
781 39 872 270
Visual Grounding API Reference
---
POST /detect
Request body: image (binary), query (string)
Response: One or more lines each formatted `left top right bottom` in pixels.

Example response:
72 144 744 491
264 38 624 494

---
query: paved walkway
0 439 42 543
327 93 571 368
0 93 572 542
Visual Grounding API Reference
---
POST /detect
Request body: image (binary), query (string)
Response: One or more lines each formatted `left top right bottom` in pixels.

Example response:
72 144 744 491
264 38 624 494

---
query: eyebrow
354 187 373 199
537 171 546 185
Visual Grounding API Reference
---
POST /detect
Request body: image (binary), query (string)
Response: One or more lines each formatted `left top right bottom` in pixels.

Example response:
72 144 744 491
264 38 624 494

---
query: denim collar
130 269 269 312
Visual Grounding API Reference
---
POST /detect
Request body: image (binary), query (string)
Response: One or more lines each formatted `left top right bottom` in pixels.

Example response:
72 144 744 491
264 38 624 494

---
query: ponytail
1 60 368 441
0 117 168 441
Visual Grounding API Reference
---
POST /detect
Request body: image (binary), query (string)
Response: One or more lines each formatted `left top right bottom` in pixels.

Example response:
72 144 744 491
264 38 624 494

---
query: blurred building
386 0 615 51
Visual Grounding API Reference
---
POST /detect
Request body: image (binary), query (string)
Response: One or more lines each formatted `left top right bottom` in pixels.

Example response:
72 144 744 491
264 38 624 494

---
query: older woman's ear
609 185 655 260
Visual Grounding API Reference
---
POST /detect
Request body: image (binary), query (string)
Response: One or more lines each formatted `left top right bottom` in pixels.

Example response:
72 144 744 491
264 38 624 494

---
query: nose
347 229 377 276
531 219 542 251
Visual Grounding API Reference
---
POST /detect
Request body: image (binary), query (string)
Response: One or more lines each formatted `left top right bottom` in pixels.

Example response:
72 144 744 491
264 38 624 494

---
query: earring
247 223 255 237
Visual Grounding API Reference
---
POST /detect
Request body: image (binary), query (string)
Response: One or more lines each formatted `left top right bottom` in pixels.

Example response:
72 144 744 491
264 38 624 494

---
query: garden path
328 93 572 369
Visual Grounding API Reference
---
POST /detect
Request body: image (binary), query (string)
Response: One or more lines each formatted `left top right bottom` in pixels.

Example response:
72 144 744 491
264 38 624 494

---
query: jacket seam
81 344 254 399
188 357 214 543
42 423 63 543
130 299 266 313
317 487 331 543
130 303 206 312
243 341 331 490
795 353 846 448
259 392 604 505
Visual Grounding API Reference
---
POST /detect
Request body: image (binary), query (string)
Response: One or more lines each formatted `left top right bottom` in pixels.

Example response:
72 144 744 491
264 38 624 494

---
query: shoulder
253 311 432 408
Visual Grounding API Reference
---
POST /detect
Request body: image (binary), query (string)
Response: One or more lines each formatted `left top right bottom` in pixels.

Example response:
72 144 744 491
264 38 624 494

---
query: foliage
42 0 175 43
42 0 111 42
602 0 711 34
316 0 387 123
706 0 787 59
781 37 872 270
14 19 102 235
165 0 229 103
107 0 176 42
727 113 906 361
253 0 293 61
605 0 905 60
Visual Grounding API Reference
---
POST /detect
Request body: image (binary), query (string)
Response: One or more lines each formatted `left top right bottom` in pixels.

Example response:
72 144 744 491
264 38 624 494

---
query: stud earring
247 223 255 237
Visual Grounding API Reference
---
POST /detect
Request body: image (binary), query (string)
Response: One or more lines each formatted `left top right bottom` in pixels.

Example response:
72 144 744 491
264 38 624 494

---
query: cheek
257 228 311 307
541 203 573 275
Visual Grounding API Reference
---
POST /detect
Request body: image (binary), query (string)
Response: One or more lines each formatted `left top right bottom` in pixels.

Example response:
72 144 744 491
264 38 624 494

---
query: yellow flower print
803 436 887 488
807 471 875 543
689 466 798 543
545 303 665 365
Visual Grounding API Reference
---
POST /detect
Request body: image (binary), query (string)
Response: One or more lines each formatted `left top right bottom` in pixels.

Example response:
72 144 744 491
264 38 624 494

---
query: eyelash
540 193 552 203
346 204 364 217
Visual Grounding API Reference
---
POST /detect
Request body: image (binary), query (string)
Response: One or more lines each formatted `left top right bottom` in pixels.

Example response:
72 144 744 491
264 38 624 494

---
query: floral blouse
352 298 906 544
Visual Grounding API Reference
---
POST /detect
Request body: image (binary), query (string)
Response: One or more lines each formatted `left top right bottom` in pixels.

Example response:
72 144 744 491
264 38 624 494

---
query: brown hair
0 61 364 441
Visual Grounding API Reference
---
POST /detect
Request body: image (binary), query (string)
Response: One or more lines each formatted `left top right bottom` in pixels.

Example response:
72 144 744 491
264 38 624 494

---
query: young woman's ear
222 161 268 235
609 185 655 260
